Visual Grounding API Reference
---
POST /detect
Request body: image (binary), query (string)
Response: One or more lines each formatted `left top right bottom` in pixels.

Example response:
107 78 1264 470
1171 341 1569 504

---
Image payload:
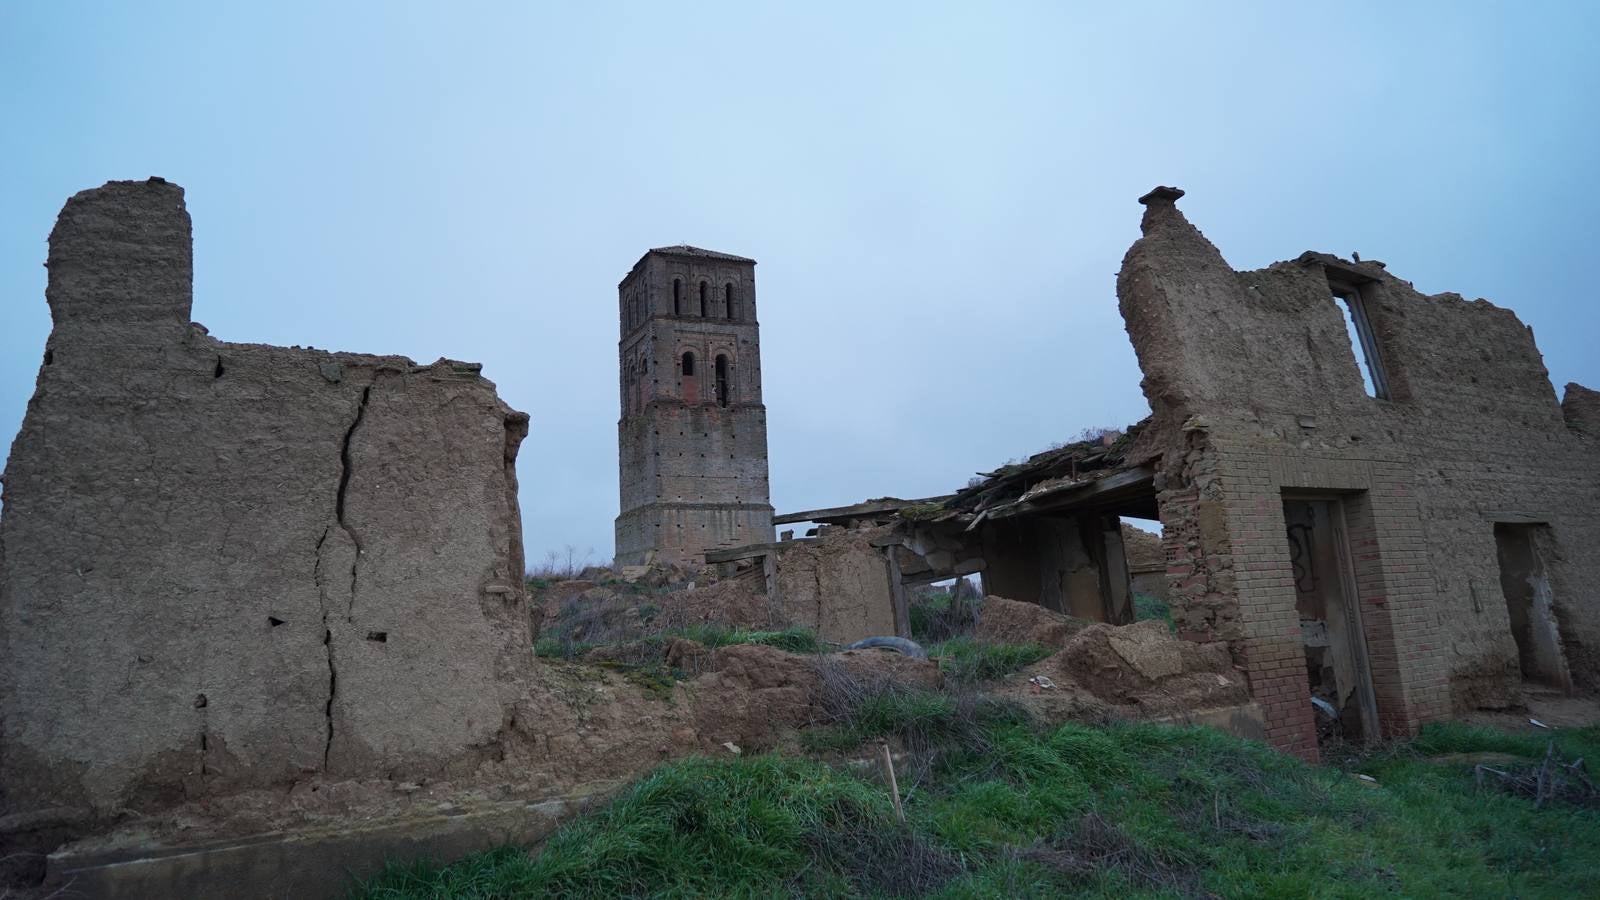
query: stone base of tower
614 502 775 567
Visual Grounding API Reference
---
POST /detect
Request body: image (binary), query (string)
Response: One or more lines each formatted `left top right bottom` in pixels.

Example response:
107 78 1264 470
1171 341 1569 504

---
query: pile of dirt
1015 620 1247 720
535 582 645 645
653 568 773 631
975 595 1090 647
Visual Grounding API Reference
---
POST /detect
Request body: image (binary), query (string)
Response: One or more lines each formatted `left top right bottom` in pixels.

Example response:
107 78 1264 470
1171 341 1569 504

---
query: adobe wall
1118 187 1600 758
1121 524 1168 600
979 515 1132 622
0 179 533 816
772 529 898 642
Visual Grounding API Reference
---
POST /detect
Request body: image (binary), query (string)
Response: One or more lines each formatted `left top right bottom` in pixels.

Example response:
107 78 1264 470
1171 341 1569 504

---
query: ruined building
1115 186 1599 758
750 187 1599 761
614 246 774 565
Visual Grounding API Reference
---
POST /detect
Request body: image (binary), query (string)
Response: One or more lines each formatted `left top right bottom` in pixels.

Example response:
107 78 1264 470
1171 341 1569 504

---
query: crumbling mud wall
772 529 898 642
979 515 1133 622
0 179 532 817
1121 524 1167 600
1117 187 1600 759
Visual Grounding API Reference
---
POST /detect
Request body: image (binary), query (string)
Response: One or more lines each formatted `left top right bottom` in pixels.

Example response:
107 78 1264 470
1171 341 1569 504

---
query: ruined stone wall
1119 187 1599 757
0 180 532 816
615 251 773 565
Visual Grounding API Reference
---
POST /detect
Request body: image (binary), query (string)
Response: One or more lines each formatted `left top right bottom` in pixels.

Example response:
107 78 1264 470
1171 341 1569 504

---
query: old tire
843 636 928 659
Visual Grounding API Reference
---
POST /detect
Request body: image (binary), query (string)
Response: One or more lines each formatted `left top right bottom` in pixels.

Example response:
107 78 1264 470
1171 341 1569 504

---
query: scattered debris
1475 743 1599 809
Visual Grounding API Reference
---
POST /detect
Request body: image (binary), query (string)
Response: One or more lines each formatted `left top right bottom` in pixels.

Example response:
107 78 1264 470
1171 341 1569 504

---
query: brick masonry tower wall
615 248 774 565
1117 187 1600 760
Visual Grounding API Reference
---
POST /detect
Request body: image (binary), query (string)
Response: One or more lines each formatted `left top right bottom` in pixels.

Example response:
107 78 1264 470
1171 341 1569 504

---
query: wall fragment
0 179 532 816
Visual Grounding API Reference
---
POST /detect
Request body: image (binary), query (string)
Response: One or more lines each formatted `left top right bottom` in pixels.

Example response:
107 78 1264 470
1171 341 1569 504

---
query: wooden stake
881 744 904 824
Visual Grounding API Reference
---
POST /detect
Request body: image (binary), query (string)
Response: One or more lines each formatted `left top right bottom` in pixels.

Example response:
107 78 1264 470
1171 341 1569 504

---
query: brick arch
677 346 701 404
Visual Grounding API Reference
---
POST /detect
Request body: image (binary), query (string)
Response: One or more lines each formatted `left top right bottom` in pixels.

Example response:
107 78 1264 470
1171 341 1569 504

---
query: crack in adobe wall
313 379 375 772
336 383 373 615
312 526 336 770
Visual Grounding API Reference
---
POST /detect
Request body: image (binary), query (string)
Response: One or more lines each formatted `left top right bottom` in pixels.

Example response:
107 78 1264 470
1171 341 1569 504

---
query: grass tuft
928 637 1053 683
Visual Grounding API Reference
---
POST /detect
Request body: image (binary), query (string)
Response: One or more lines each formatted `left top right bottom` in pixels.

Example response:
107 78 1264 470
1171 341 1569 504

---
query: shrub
1133 592 1174 631
909 589 980 643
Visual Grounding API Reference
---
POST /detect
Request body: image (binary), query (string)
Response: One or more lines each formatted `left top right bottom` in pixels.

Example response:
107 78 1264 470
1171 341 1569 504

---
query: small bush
909 589 981 642
1133 592 1174 631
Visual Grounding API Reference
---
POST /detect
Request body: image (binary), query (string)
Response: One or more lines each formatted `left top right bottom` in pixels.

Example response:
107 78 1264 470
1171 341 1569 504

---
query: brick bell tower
614 246 774 566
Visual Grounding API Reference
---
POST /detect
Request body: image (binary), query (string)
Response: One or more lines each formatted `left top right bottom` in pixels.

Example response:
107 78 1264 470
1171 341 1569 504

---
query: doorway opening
1283 496 1380 743
1494 523 1572 693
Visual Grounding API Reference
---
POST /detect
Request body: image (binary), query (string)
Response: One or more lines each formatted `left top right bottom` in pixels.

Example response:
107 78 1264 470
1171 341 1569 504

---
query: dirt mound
1020 620 1246 719
688 644 943 754
826 648 946 692
975 596 1090 648
654 569 773 631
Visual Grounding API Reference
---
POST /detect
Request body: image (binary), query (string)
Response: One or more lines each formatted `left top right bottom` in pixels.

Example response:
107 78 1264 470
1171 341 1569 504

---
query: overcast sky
3 2 1597 566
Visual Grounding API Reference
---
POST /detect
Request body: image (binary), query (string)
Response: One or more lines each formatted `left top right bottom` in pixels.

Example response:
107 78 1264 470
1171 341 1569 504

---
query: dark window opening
715 354 730 407
673 279 682 315
1332 284 1390 400
681 351 695 376
214 356 225 379
725 284 736 319
42 349 53 366
699 281 708 317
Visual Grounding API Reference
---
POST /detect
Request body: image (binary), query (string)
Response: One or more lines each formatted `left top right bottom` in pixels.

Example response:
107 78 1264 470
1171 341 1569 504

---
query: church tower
615 246 774 566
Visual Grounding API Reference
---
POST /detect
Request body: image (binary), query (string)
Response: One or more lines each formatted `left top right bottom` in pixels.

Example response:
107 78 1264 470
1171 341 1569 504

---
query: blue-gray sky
3 2 1597 566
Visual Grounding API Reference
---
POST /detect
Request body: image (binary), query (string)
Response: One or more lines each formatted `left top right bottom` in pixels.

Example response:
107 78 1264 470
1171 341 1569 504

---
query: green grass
667 624 821 654
1133 592 1175 631
908 591 980 643
534 626 819 660
532 637 596 659
353 715 1600 899
798 687 1017 755
927 637 1053 683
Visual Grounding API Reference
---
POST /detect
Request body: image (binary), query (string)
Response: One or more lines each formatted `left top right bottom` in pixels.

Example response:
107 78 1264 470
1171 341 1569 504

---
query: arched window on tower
725 284 736 320
714 354 731 408
681 351 695 377
699 281 708 317
673 279 682 315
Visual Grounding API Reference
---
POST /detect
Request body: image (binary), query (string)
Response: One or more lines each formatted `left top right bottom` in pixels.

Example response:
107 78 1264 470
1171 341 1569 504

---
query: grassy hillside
351 714 1600 899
